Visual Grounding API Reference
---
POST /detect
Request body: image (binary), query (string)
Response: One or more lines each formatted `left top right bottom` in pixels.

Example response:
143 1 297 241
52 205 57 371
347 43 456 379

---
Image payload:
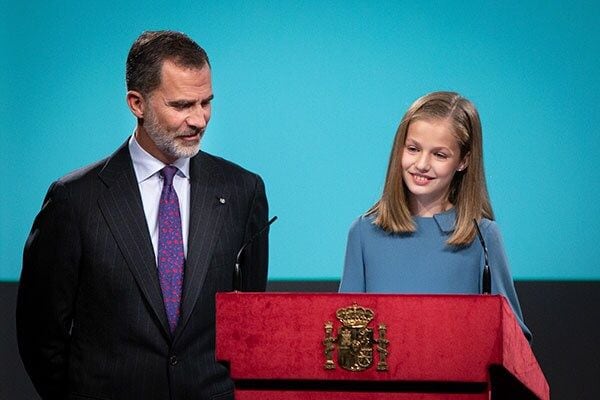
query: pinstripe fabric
17 140 269 400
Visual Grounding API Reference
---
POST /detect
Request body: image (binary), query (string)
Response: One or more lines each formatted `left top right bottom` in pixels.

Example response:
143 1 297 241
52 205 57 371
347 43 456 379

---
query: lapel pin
219 197 226 204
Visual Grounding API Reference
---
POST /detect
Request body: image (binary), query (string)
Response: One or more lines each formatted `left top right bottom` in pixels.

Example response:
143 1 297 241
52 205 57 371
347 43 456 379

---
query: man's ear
126 90 145 119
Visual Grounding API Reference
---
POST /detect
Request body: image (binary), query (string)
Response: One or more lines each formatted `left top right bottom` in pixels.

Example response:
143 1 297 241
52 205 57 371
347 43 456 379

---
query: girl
339 91 531 340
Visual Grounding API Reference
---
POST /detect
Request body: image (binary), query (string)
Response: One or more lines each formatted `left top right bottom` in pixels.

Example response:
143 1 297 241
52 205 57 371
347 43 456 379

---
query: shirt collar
128 134 190 183
432 208 457 233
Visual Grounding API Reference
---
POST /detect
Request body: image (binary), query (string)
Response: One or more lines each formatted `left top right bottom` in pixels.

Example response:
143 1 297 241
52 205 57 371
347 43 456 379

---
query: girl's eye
406 146 418 153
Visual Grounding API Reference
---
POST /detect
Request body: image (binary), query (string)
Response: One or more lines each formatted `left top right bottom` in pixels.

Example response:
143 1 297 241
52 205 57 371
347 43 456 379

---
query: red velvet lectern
216 293 549 400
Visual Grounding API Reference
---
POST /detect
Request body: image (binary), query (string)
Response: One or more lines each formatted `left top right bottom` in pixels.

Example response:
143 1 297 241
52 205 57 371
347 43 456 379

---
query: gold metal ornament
323 304 389 372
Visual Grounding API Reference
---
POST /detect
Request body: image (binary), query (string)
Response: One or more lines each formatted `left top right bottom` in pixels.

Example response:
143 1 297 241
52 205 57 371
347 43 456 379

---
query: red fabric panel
216 293 548 399
499 300 549 399
236 390 487 400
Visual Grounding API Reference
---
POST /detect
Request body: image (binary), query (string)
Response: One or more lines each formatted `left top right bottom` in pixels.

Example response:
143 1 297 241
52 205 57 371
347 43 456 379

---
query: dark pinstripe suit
17 141 269 400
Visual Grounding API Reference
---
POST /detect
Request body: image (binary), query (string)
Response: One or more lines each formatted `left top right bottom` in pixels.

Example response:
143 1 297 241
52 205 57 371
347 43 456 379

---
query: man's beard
144 108 201 161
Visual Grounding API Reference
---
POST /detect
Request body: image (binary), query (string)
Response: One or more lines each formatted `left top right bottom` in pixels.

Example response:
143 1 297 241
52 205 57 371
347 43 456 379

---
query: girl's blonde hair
368 91 494 246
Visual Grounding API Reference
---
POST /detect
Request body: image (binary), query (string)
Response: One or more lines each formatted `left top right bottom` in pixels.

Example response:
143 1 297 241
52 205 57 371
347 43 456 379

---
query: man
17 30 269 400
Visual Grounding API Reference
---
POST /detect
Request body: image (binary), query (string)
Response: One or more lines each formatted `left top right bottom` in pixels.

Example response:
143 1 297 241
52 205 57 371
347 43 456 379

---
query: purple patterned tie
158 166 185 334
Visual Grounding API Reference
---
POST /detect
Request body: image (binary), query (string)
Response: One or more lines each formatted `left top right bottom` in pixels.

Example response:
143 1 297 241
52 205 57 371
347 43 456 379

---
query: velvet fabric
236 392 486 400
216 293 548 399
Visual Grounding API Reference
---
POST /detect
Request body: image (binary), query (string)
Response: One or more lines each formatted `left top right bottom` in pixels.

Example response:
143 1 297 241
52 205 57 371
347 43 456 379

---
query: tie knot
160 166 178 186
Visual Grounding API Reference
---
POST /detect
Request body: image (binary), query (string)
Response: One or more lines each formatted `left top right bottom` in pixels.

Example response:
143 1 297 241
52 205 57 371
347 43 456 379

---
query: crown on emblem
336 304 374 328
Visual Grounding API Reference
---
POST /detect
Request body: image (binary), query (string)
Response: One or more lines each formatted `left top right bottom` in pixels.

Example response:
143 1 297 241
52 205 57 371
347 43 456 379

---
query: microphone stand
473 219 491 295
233 216 277 291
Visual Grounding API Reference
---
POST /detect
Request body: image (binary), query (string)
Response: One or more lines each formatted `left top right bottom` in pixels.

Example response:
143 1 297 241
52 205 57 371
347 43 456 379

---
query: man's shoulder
195 151 261 180
55 141 129 189
57 158 108 184
40 156 112 206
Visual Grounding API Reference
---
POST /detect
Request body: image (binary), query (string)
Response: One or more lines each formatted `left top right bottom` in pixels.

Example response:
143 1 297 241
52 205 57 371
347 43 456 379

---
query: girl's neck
409 197 453 217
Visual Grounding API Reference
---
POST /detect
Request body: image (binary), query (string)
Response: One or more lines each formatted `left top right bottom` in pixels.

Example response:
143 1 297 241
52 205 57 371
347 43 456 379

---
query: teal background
2 1 599 281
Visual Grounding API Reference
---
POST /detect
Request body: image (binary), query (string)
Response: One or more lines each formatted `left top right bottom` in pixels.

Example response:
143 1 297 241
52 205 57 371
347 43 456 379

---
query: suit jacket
17 141 269 400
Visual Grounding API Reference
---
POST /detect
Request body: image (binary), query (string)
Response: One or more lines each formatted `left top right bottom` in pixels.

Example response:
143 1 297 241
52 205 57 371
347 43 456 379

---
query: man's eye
172 103 192 110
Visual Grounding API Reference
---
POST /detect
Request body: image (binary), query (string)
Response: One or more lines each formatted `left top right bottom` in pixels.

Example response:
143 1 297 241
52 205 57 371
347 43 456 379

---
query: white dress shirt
128 135 191 262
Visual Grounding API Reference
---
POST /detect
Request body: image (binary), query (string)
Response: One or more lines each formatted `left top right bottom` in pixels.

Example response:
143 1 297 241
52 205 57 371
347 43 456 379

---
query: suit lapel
175 152 228 337
96 141 171 340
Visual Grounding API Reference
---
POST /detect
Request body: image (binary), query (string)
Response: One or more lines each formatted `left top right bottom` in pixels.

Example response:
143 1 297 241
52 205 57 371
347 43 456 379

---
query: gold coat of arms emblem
323 304 389 372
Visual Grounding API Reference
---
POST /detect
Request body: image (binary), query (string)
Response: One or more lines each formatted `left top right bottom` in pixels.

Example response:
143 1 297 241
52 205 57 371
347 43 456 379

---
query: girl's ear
457 153 470 171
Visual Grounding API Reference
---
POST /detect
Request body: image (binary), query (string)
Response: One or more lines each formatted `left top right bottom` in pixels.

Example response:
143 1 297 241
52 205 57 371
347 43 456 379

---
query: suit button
169 356 178 366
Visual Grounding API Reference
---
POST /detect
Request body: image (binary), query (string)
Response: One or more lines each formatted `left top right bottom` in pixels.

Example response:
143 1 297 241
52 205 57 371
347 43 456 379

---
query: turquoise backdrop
2 1 599 281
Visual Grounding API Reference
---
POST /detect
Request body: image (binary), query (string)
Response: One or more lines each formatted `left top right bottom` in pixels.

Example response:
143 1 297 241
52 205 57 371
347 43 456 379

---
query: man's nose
186 107 209 130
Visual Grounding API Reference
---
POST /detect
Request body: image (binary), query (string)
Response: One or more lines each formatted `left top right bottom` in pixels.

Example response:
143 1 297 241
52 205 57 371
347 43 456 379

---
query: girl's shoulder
478 218 503 240
348 213 387 239
349 213 375 232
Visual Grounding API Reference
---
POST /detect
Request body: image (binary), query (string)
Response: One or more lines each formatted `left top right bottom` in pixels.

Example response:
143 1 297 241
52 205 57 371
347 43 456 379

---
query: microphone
233 216 278 291
473 219 491 295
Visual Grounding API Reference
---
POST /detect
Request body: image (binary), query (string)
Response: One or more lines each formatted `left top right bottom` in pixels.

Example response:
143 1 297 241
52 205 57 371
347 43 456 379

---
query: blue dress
339 208 532 341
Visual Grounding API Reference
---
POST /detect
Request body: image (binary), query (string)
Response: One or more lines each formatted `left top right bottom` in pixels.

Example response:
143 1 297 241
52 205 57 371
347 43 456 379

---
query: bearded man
17 30 269 400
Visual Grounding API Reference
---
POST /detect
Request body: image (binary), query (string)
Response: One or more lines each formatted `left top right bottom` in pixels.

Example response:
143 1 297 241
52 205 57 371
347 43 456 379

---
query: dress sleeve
339 217 366 292
483 221 532 342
